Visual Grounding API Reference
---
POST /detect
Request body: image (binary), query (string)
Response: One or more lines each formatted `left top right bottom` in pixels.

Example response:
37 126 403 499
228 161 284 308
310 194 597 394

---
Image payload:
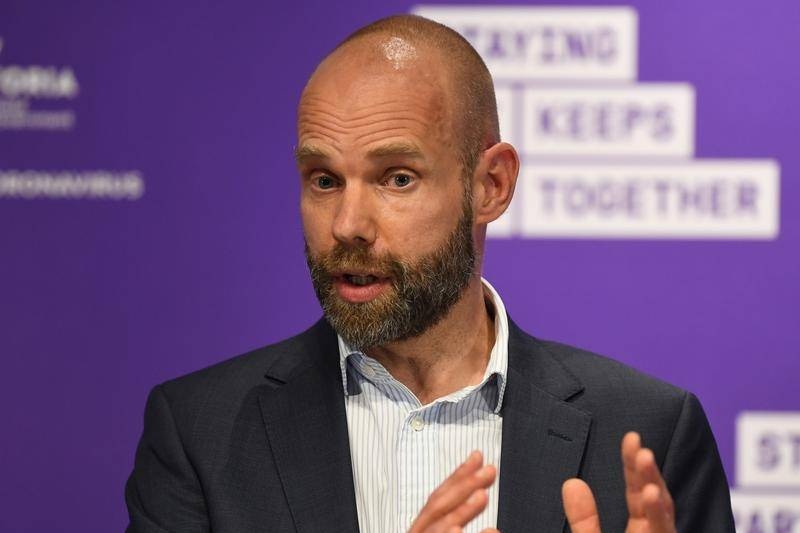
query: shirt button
362 365 376 378
410 417 424 431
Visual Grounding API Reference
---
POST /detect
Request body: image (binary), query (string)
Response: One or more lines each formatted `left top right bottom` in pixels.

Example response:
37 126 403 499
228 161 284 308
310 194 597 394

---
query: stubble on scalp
307 14 501 181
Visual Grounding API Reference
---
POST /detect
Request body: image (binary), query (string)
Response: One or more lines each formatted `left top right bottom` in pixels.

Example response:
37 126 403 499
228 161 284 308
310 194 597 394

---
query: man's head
296 15 519 350
334 15 501 182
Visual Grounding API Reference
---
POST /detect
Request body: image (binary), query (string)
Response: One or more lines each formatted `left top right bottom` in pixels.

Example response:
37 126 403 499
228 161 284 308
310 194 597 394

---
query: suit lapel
252 317 590 533
257 320 360 533
497 320 592 533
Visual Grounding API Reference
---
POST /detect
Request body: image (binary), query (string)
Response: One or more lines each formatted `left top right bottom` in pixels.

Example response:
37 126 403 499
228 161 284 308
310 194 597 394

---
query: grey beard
305 201 475 351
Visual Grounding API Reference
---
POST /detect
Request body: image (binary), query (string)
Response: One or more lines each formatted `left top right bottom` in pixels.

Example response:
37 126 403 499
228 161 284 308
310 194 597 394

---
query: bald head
302 14 500 180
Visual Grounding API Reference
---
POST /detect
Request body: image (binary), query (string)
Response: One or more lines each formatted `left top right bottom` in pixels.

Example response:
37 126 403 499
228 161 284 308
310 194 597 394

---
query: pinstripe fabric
338 278 509 533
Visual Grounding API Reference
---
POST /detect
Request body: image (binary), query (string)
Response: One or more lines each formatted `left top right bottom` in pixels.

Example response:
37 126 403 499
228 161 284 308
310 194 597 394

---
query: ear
472 142 520 225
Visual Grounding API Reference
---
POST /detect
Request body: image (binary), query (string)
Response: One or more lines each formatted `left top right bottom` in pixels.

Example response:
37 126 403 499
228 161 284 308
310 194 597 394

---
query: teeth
348 275 376 286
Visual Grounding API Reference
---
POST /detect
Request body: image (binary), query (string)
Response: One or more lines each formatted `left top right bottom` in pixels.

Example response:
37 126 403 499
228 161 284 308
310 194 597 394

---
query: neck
365 274 496 405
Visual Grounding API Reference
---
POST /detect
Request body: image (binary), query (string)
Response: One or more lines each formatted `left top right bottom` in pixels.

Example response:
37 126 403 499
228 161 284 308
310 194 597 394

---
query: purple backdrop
1 0 798 531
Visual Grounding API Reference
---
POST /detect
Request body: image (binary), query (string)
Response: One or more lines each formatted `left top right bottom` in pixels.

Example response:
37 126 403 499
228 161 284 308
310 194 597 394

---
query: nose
332 182 376 248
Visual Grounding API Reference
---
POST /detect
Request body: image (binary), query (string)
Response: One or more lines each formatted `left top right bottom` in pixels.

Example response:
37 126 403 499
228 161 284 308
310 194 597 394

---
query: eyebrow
293 141 426 165
366 142 425 160
294 144 330 164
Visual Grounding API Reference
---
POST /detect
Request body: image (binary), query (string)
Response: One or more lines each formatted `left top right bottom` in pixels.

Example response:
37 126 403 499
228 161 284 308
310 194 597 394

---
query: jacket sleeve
661 391 736 533
125 385 210 532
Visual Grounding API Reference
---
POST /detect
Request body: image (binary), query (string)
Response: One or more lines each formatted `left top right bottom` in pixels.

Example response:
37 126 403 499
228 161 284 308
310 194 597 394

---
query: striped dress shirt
338 278 509 533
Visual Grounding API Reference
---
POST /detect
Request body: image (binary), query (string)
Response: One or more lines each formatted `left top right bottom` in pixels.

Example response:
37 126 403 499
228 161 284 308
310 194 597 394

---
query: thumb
562 478 602 533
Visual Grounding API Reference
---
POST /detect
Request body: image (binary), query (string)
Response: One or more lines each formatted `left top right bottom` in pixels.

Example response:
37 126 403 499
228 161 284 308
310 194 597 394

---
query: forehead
297 43 455 156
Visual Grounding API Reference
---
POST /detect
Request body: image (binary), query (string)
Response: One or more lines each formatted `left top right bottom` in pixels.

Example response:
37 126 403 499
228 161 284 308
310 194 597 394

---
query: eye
389 172 414 188
315 174 336 190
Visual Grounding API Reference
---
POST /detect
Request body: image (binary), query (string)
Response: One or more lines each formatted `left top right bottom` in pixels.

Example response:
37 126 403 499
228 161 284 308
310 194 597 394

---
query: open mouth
344 274 380 286
334 272 391 302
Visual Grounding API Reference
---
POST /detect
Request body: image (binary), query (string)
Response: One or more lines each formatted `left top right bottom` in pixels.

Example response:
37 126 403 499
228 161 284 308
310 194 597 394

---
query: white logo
412 6 637 81
412 5 781 240
732 412 800 532
0 170 145 201
0 65 79 99
0 37 79 130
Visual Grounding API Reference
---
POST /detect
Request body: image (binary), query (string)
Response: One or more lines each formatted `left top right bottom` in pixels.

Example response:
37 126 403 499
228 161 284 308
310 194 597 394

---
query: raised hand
408 451 499 533
562 432 677 533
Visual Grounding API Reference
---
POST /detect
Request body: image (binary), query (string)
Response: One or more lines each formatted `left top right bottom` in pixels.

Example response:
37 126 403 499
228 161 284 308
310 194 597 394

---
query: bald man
126 15 735 533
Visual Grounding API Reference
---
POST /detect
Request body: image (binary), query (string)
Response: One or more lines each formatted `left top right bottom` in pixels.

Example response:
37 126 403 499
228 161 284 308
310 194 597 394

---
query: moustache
309 244 408 282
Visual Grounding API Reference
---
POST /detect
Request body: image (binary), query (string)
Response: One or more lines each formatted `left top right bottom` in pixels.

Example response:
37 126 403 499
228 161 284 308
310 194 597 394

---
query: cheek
380 195 458 254
300 198 332 248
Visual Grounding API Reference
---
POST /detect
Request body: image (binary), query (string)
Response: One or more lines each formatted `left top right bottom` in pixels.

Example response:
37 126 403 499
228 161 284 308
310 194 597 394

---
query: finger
623 432 656 518
635 448 675 520
642 483 676 533
409 454 494 532
622 431 644 494
562 478 602 533
479 529 501 533
429 464 496 520
426 488 491 533
410 453 482 533
443 488 490 528
437 451 484 492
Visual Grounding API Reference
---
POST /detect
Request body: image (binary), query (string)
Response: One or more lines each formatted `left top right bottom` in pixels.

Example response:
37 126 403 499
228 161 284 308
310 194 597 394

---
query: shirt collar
337 277 510 413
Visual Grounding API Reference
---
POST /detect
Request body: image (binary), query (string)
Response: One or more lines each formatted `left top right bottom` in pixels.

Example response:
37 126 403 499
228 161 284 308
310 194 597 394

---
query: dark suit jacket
125 318 735 532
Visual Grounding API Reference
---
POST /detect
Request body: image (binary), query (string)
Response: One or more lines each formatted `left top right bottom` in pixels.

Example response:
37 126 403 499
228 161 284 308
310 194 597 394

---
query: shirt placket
398 402 439 532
